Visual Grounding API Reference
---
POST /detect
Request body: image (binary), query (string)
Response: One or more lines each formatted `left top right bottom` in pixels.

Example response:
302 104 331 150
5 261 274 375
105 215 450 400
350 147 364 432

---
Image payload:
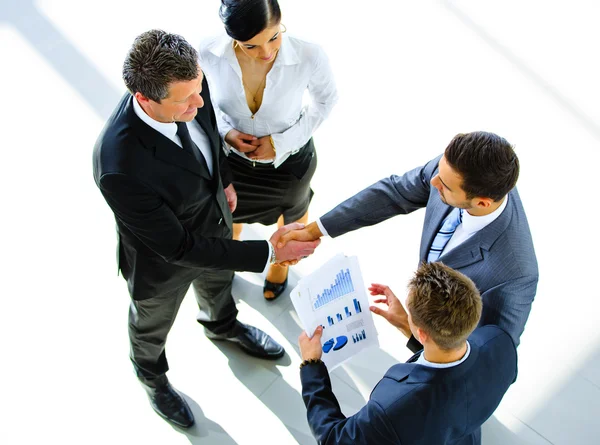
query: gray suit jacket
321 155 538 348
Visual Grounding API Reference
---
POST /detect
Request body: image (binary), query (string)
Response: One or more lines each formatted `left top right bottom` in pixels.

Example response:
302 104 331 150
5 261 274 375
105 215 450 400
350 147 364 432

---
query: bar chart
352 330 367 343
312 268 355 310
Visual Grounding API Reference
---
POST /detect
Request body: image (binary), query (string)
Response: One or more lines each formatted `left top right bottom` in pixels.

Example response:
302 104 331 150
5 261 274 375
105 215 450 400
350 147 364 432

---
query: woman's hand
224 129 259 153
246 136 276 161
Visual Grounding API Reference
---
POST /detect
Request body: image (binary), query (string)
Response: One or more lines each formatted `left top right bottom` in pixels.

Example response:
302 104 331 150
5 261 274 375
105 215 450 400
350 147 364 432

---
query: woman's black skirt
227 138 317 225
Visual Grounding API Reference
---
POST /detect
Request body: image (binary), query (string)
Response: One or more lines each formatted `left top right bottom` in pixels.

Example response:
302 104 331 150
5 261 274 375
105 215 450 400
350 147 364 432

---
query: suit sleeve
479 274 538 347
301 362 401 445
98 172 268 271
320 156 441 238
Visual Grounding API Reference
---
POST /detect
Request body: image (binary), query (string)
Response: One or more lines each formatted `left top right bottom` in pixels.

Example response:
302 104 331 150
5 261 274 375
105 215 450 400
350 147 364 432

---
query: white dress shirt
441 196 508 257
199 33 338 168
414 341 471 368
132 96 214 176
132 96 273 270
316 195 509 258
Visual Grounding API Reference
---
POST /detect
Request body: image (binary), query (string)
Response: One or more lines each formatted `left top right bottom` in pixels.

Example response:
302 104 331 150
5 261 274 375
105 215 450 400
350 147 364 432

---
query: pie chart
333 336 348 351
322 338 335 353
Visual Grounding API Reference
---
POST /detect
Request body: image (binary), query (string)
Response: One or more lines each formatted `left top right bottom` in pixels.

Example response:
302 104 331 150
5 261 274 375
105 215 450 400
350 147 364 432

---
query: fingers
237 131 257 141
370 305 389 321
312 325 323 339
369 283 388 292
237 143 258 153
372 298 389 305
280 222 306 233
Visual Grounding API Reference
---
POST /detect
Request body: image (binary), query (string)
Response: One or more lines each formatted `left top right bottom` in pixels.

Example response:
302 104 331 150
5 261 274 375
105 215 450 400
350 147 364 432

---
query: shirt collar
132 96 178 140
461 194 509 236
415 341 471 369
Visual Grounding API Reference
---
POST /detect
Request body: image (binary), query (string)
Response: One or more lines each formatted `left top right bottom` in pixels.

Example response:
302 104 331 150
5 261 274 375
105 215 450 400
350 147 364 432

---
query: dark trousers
128 268 237 381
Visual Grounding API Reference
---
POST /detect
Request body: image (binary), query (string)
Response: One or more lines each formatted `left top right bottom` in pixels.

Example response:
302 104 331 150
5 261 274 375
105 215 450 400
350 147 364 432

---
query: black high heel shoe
263 273 289 301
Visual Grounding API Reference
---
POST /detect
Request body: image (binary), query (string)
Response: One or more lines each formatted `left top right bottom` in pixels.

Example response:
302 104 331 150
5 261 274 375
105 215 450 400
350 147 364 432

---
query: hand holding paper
298 326 324 361
290 254 379 370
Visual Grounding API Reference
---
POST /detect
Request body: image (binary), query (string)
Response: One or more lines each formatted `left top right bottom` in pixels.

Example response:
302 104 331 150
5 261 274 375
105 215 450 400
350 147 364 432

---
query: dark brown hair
444 131 519 201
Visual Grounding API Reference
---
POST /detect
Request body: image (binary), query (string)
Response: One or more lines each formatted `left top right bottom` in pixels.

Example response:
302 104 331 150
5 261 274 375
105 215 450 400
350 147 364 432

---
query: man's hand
246 136 275 161
224 184 237 213
277 221 323 249
224 129 258 153
369 284 411 338
298 326 324 361
270 223 321 263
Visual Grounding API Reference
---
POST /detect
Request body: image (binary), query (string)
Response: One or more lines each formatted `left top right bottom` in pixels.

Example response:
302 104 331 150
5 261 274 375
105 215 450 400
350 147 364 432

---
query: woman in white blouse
199 0 338 300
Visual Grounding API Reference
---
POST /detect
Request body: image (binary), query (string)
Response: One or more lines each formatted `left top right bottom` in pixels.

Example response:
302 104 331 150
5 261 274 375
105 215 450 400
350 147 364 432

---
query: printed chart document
290 254 379 370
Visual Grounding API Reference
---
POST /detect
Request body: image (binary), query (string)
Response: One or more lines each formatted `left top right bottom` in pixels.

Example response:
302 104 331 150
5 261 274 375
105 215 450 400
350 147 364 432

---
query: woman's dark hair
219 0 281 42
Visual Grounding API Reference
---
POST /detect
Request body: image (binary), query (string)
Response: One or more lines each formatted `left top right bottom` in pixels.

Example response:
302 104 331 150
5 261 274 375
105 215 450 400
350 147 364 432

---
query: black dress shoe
206 322 285 359
142 376 195 428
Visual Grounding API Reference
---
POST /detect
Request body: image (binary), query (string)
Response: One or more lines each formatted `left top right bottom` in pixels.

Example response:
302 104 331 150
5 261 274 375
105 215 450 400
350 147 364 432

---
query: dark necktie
176 121 211 175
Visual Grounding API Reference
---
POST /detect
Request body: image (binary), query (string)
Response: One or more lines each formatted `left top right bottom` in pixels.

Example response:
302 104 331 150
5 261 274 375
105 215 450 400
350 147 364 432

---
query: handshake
269 222 324 265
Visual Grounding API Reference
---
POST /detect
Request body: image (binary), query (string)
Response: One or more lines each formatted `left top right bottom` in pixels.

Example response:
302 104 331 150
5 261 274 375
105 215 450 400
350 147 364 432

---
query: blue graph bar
314 269 356 310
353 299 362 314
345 307 351 317
327 316 334 326
336 313 342 322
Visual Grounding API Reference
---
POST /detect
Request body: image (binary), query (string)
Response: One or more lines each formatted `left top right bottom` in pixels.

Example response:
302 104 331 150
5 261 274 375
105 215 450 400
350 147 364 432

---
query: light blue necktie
427 208 463 263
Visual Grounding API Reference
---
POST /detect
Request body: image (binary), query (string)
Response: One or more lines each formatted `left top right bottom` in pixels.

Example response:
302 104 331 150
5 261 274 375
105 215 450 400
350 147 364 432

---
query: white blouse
199 33 338 168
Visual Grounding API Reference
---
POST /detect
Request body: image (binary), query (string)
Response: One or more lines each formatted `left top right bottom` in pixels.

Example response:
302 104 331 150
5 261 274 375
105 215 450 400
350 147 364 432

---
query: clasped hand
225 129 275 160
269 223 321 264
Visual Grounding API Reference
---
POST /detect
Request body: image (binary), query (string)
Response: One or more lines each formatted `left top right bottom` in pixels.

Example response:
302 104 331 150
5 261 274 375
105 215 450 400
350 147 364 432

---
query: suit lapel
437 193 515 270
153 138 211 180
438 238 484 270
125 95 212 180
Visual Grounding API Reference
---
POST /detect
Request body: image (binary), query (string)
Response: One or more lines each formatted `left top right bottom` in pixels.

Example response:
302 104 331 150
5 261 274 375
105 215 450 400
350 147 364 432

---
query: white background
0 1 599 444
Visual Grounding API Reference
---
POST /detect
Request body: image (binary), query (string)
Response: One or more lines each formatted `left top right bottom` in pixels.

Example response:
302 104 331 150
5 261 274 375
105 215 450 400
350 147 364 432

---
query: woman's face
236 23 283 63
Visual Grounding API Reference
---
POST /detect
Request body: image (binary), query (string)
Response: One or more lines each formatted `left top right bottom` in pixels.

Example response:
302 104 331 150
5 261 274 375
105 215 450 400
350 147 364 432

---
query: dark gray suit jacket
320 155 538 348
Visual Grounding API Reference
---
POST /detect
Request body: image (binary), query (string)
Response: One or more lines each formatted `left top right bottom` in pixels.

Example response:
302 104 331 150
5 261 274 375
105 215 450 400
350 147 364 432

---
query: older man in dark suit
93 30 319 428
281 131 538 352
299 262 518 445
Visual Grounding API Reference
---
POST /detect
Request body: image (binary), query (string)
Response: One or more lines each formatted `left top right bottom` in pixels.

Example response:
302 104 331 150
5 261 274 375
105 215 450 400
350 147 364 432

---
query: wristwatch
269 242 277 264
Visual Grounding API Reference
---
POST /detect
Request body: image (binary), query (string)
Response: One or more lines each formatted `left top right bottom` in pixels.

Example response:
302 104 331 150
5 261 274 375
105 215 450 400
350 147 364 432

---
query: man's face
430 155 472 209
138 70 205 123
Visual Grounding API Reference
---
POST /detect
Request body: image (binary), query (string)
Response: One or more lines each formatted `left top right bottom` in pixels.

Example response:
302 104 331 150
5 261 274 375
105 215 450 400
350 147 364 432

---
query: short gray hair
123 29 199 102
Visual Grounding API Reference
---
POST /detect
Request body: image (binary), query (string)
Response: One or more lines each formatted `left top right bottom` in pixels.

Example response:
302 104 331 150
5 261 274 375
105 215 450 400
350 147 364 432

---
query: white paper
290 254 379 370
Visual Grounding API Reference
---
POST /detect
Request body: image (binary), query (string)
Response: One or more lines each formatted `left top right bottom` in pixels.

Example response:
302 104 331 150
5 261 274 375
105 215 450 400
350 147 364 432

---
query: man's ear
416 327 429 345
474 196 494 209
135 92 150 104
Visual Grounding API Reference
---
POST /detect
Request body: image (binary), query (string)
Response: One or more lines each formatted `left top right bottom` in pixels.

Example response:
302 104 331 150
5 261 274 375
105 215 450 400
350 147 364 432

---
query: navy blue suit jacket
301 326 517 445
321 156 538 348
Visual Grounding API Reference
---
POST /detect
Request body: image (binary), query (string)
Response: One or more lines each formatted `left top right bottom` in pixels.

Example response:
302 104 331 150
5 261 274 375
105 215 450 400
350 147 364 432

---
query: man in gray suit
281 131 538 352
